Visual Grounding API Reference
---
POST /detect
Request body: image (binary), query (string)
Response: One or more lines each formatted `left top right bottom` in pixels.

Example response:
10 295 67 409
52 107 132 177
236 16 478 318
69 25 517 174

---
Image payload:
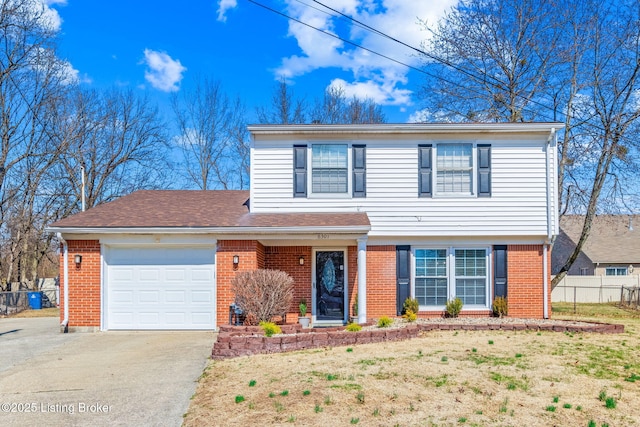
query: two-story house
49 123 562 331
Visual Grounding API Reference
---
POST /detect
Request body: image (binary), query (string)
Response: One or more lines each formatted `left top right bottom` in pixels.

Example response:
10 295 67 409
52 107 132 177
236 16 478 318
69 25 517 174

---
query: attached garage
104 245 216 330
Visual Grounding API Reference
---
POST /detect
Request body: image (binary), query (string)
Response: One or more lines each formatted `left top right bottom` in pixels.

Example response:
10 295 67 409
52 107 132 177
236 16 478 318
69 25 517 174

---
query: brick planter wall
211 321 625 359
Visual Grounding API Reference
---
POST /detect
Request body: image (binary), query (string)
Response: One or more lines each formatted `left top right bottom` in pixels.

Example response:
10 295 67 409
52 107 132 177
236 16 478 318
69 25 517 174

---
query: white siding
250 132 555 238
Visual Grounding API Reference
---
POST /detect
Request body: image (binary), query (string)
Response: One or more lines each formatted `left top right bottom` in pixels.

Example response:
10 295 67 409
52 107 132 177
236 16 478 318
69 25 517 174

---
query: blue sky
47 0 457 123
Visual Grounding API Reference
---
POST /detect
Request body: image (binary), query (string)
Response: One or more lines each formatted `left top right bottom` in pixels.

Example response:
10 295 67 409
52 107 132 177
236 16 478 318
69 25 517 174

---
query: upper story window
312 144 348 193
419 143 491 198
606 267 627 276
437 144 473 194
293 144 366 198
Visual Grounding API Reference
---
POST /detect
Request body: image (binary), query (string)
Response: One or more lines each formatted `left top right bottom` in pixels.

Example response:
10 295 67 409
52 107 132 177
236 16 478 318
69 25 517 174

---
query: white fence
552 275 640 303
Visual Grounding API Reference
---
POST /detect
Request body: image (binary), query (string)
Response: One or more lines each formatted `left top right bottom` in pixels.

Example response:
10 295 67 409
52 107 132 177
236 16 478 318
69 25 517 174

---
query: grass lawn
184 303 640 427
9 307 59 318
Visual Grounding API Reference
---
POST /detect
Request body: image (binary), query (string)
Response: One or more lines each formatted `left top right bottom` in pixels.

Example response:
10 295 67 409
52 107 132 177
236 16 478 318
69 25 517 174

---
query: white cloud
142 49 187 92
272 0 456 106
216 0 237 22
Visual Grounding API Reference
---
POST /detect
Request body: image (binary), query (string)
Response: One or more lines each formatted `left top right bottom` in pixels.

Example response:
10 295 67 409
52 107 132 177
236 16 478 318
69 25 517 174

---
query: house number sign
317 234 330 239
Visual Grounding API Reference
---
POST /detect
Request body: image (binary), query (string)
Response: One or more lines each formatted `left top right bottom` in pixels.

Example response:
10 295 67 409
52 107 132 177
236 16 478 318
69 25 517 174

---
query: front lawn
184 304 640 427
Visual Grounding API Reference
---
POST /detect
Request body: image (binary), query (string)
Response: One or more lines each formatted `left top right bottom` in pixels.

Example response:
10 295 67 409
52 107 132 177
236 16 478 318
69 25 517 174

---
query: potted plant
350 297 358 323
298 298 310 328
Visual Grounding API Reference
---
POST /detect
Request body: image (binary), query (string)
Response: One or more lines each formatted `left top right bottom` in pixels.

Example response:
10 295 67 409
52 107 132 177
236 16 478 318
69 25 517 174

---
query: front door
314 250 346 323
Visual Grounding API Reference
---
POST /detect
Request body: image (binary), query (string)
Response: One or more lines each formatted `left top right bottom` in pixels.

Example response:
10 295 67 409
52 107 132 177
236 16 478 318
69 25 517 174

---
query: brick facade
507 244 550 319
216 240 264 327
59 240 101 328
264 246 312 320
59 240 551 330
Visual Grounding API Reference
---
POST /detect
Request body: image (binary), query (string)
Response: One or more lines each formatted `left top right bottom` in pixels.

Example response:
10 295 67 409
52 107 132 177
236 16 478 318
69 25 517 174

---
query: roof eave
47 225 372 235
248 123 565 135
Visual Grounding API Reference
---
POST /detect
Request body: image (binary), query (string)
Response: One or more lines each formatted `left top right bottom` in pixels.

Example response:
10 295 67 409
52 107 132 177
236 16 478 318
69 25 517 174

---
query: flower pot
298 316 310 328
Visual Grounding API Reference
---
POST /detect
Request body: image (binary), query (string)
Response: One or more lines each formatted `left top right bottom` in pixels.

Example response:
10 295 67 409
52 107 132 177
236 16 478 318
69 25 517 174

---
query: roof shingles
50 190 370 230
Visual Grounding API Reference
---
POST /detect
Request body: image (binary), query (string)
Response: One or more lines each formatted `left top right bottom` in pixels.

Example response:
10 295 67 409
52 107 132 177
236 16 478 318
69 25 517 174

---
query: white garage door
106 246 215 330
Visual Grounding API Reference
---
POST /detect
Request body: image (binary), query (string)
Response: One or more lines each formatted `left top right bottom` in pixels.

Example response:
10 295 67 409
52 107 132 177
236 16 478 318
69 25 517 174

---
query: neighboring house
552 215 639 277
48 123 562 331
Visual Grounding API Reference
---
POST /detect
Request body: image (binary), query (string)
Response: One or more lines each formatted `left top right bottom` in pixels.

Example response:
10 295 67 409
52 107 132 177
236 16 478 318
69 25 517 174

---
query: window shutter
352 145 366 198
478 144 491 197
418 145 432 197
396 245 411 315
494 245 507 298
293 145 307 197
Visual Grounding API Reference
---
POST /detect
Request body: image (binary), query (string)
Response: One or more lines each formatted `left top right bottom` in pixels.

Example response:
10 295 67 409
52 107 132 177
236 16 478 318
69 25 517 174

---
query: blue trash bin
28 292 42 310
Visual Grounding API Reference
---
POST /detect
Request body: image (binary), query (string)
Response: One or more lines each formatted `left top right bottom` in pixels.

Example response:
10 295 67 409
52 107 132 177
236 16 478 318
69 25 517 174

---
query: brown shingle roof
49 190 370 230
556 215 640 265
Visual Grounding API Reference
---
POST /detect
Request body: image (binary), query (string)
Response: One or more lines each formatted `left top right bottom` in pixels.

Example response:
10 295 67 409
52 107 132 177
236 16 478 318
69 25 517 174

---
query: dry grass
184 304 640 427
10 307 59 318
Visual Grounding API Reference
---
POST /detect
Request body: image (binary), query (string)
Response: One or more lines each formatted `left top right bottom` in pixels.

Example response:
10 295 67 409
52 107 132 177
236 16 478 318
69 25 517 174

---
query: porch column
357 236 367 324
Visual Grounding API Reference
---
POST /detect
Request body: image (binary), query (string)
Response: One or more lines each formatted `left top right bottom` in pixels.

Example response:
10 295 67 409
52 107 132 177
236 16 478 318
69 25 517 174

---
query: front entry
314 250 347 324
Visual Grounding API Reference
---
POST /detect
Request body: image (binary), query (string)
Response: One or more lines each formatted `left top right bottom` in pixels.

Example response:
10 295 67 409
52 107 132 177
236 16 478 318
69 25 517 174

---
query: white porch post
357 237 367 324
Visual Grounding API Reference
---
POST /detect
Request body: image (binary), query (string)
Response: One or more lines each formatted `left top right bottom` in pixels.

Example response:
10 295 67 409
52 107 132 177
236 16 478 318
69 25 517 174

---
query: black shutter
478 144 491 197
352 145 366 197
418 144 432 197
293 145 307 197
396 245 411 315
494 245 507 298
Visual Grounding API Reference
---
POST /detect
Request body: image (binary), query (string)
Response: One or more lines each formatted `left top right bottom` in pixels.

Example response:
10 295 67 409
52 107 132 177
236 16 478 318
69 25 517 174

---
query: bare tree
419 0 640 285
258 80 386 125
171 77 248 190
0 0 72 285
311 85 386 124
256 77 306 124
54 88 169 211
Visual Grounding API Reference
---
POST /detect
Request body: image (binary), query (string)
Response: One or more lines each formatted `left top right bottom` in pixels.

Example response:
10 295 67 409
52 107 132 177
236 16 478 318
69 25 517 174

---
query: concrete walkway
0 317 215 427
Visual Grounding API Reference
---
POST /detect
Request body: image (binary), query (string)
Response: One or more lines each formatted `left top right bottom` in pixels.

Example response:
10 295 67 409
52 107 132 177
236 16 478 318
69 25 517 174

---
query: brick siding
507 244 550 319
59 240 101 327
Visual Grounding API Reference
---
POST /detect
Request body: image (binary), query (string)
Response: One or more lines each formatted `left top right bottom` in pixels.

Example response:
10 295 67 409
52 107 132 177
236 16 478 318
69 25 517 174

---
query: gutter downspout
57 233 69 333
543 128 556 319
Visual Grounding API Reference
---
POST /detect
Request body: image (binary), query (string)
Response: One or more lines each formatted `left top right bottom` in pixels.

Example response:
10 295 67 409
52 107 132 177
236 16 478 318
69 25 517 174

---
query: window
437 144 472 194
414 249 448 306
414 248 489 307
606 267 628 276
580 267 589 276
419 143 491 197
454 249 487 305
293 144 366 196
312 144 348 193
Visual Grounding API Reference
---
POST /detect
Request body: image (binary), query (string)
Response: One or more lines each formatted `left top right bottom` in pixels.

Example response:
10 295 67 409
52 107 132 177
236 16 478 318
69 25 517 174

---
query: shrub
260 321 282 337
492 296 508 318
231 269 294 324
403 297 419 315
403 310 417 322
377 316 393 328
445 298 463 318
346 323 362 332
299 298 307 316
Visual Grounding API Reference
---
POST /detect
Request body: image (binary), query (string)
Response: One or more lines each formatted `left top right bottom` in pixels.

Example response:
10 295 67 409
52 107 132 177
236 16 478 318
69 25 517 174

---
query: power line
246 0 547 120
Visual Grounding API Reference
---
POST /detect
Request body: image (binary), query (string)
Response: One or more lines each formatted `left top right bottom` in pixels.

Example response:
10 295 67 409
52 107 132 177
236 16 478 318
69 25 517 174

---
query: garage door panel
165 290 186 303
138 291 159 303
106 246 215 330
191 291 212 303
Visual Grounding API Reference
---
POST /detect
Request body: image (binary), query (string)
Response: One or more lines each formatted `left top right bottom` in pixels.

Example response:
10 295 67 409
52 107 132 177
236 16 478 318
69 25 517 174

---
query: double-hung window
312 144 348 193
437 144 473 194
293 144 366 197
419 142 491 197
413 247 489 308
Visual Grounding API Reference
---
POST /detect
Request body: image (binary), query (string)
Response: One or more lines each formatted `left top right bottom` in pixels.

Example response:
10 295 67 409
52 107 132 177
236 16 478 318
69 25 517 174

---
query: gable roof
557 215 639 265
48 190 370 233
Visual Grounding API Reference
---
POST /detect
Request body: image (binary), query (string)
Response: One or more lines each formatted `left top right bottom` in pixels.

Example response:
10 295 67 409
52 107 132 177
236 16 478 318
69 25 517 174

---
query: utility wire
246 0 546 120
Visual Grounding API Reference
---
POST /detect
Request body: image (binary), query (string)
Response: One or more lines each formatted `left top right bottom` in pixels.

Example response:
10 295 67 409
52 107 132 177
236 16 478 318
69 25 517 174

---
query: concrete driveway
0 317 215 427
